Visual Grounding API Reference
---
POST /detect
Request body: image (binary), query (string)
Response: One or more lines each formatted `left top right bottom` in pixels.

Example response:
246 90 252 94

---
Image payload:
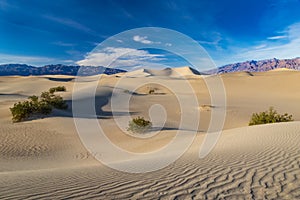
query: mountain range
0 64 126 76
212 57 300 74
1 57 300 76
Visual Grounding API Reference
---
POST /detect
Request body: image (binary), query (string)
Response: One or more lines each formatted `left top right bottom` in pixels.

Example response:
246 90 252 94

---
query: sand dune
220 71 254 77
1 122 299 199
269 67 298 72
123 69 152 77
146 66 201 77
172 66 202 76
0 69 300 199
124 66 201 78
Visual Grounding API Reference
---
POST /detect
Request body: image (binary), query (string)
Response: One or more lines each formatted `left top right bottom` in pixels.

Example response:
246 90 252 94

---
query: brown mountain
209 58 300 74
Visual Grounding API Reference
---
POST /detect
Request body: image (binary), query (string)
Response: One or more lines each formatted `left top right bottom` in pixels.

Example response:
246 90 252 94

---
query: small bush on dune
249 107 293 126
28 95 53 114
40 91 52 100
49 86 66 94
10 86 67 122
10 101 34 122
40 91 68 109
127 116 152 133
28 95 39 103
148 89 155 94
48 95 68 109
36 101 52 115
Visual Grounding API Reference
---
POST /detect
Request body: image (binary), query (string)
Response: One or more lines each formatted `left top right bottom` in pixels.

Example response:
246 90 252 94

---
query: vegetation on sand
127 116 152 133
148 89 155 94
10 86 67 122
49 86 66 93
249 107 293 126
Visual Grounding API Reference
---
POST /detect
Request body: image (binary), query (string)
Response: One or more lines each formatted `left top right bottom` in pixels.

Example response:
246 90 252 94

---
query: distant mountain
0 64 126 76
209 58 300 74
2 58 300 76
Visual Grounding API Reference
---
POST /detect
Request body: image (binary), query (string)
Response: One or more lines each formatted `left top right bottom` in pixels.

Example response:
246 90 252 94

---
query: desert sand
0 68 300 199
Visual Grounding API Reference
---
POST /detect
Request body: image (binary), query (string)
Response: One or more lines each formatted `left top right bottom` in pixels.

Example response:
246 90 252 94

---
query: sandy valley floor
0 68 300 199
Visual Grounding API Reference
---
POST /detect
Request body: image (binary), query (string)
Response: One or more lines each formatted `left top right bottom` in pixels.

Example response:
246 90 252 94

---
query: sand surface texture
0 68 300 199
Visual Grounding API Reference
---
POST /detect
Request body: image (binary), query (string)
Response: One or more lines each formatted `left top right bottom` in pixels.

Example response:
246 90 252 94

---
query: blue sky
1 0 300 68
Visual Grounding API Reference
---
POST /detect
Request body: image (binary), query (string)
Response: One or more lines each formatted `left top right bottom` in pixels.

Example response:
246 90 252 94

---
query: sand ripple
0 122 299 199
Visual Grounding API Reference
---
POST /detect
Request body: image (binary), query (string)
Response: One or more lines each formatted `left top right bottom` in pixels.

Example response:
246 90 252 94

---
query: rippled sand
0 69 300 199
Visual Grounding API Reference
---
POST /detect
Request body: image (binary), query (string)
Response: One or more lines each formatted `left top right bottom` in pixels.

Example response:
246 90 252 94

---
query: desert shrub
10 101 34 122
49 86 66 94
123 89 131 94
40 91 51 100
40 91 68 109
48 95 68 109
148 89 155 94
10 86 67 122
28 95 39 102
127 116 152 133
249 107 293 126
36 101 52 115
27 95 51 114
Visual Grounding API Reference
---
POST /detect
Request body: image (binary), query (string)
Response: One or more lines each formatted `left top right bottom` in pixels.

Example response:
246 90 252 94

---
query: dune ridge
124 66 201 78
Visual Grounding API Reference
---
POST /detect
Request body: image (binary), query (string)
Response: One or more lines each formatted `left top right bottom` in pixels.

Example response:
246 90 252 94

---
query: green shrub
123 89 131 94
249 107 293 126
40 91 68 110
10 101 33 122
28 95 39 102
127 116 152 133
40 91 52 100
148 89 155 94
10 86 68 122
37 101 52 115
49 86 66 94
48 95 68 109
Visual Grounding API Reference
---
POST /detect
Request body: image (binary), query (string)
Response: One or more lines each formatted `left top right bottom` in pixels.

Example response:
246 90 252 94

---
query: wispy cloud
216 22 300 66
76 47 165 69
52 41 76 47
0 53 56 66
267 35 287 40
253 44 267 49
44 15 97 36
0 53 77 66
198 32 224 51
0 0 19 11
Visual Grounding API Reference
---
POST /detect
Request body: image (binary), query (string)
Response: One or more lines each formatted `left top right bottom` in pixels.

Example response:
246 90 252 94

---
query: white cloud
0 53 57 66
133 35 153 44
216 22 300 66
0 53 78 66
76 47 165 68
52 41 76 47
62 59 75 63
254 44 267 49
267 35 287 40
